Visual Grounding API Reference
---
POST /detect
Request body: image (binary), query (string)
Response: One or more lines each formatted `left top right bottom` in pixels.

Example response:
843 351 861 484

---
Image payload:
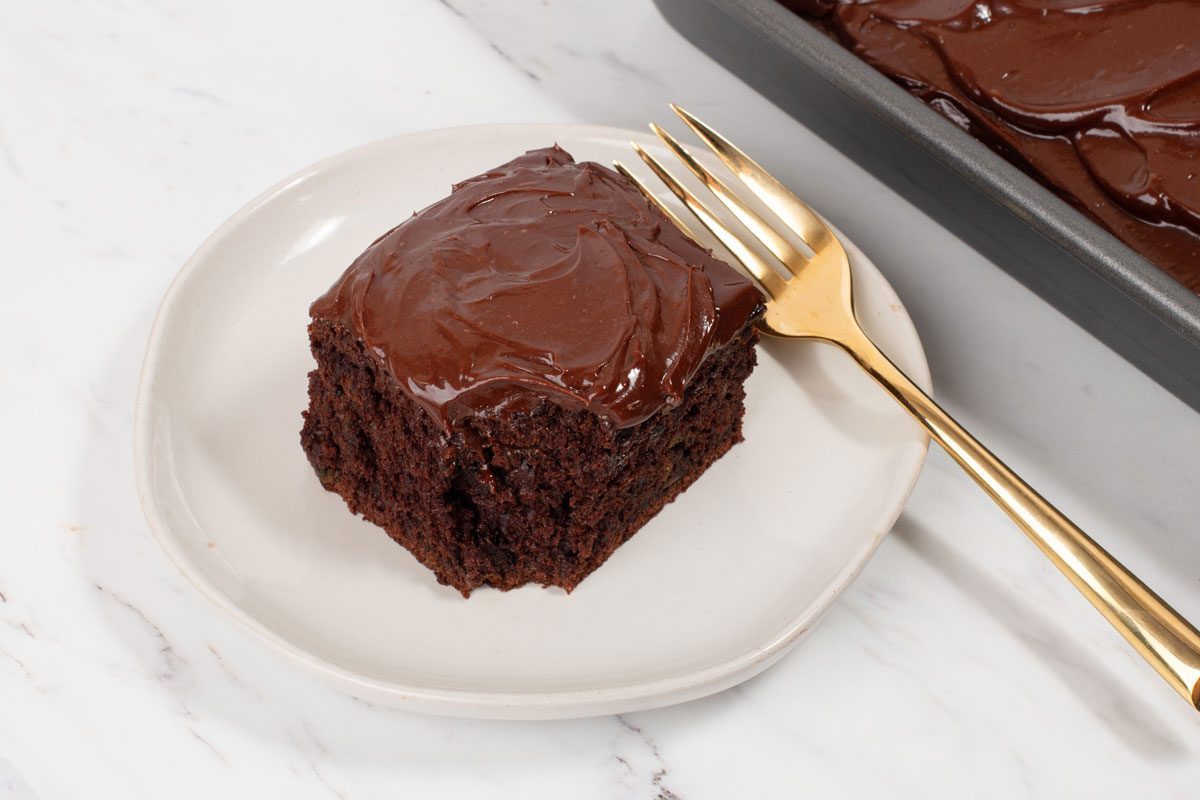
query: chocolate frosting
310 146 763 431
786 0 1200 292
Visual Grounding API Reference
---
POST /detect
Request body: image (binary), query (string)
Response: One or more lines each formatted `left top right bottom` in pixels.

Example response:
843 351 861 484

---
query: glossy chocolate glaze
310 146 763 431
784 0 1200 292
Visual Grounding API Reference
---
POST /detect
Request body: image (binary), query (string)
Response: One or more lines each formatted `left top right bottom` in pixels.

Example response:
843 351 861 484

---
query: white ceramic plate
135 124 930 719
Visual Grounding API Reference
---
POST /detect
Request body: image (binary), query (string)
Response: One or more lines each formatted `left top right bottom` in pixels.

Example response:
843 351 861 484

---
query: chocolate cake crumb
301 146 763 595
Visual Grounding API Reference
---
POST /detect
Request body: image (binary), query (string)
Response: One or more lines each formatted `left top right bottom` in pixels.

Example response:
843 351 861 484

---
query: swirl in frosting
310 146 763 431
786 0 1200 292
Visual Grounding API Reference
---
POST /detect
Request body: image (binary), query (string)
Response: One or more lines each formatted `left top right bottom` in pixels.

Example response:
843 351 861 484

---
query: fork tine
670 104 835 262
630 142 787 299
650 122 809 275
612 160 698 242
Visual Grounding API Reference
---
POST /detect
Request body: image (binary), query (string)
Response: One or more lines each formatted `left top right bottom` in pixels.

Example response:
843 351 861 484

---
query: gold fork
614 104 1200 711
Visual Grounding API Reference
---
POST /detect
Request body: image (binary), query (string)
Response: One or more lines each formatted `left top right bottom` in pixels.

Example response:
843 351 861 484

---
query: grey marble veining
3 0 1199 797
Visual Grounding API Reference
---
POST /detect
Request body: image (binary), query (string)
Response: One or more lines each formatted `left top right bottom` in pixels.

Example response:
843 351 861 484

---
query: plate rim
133 122 932 719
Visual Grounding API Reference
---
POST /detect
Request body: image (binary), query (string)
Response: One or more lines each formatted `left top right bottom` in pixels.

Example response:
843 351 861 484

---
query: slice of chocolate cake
301 145 763 596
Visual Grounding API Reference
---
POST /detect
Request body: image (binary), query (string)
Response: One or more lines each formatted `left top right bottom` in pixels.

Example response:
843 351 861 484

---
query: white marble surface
3 0 1199 796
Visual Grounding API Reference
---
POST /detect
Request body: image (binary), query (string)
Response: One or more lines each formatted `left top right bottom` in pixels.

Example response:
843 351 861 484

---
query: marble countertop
4 1 1200 796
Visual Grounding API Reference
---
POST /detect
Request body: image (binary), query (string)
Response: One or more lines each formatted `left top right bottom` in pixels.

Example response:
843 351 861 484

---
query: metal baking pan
653 0 1200 413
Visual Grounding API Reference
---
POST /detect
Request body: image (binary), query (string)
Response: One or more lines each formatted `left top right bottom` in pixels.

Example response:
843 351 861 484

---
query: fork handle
840 327 1200 710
